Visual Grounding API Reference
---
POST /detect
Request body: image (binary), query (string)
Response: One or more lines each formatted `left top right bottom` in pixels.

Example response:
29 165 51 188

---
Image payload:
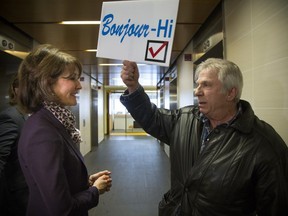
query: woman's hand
89 170 112 194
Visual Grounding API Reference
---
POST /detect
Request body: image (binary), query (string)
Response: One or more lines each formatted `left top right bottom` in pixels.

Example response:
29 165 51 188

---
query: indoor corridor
85 134 171 216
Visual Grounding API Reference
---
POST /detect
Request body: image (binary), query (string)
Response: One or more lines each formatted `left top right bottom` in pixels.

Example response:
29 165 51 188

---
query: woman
17 44 112 216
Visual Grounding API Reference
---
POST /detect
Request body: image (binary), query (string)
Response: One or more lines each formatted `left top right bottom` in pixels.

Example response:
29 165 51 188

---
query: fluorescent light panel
4 50 29 59
60 21 101 25
99 63 147 66
99 63 123 66
85 49 97 52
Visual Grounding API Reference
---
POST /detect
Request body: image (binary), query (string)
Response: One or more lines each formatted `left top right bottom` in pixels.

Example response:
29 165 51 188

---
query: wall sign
96 0 179 66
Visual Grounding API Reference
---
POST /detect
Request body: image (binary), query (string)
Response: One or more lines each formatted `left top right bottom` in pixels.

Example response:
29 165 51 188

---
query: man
0 75 29 215
120 58 288 216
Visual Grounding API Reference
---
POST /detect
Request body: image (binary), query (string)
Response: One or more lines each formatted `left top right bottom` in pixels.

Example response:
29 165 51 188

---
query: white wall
79 73 92 155
163 79 171 156
79 77 104 154
97 86 105 144
177 41 195 108
224 0 288 144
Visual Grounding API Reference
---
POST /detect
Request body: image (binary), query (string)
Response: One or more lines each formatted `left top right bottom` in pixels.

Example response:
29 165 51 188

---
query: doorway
108 91 158 135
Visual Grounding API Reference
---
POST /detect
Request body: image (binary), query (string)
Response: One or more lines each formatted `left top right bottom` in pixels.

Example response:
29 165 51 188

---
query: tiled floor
85 134 171 216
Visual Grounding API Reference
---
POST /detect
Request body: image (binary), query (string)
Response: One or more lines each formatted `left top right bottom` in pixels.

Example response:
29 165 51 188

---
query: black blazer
18 107 99 216
0 106 29 215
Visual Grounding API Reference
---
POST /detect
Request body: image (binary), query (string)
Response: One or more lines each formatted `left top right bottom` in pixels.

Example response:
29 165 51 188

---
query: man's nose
194 85 201 96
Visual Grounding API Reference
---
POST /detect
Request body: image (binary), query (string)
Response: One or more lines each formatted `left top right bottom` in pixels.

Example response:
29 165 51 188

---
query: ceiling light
85 49 97 52
4 50 29 59
99 63 147 66
99 63 123 66
60 21 101 25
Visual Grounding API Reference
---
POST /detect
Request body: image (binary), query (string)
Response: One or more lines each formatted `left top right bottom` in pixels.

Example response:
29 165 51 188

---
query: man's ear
226 87 237 102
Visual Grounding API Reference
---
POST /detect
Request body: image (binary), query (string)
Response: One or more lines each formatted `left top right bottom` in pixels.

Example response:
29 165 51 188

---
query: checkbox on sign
145 40 169 63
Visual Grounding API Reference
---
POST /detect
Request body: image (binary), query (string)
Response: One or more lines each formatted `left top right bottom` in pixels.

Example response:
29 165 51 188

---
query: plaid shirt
199 103 243 154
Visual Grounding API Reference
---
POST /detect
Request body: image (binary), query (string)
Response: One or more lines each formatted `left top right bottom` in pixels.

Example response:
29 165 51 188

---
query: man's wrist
127 83 140 94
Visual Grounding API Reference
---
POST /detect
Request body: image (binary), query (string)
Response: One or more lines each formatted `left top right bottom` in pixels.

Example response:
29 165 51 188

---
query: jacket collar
40 108 85 164
230 100 255 134
194 100 255 134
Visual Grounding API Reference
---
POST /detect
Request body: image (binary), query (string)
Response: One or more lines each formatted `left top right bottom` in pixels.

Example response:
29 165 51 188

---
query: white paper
96 0 179 66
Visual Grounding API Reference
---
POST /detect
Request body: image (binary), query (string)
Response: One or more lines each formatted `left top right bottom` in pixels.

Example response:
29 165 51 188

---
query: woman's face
52 67 82 106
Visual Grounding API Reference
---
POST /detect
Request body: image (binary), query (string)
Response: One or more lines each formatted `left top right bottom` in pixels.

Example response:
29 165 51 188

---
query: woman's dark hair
8 75 19 106
18 44 82 113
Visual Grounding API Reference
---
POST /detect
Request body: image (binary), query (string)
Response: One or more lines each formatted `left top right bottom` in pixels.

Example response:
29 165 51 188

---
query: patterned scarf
43 101 82 146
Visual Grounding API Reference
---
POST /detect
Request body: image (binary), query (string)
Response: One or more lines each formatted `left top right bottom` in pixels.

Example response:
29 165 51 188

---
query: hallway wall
177 41 195 108
79 72 92 155
97 86 105 144
224 0 288 143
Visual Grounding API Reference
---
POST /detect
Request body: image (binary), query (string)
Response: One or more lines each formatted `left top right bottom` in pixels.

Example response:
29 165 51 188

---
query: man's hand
120 60 140 94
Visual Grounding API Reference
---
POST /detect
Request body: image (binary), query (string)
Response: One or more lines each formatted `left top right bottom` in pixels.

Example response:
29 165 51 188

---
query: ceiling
0 0 220 87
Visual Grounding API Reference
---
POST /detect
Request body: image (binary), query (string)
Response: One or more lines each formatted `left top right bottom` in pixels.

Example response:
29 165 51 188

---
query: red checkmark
148 41 168 58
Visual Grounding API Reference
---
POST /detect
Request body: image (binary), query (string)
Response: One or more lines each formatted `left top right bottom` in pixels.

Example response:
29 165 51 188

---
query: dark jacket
120 86 288 216
0 106 29 216
18 107 99 216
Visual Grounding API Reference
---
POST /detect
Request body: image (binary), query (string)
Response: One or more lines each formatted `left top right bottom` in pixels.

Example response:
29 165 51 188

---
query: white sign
96 0 179 66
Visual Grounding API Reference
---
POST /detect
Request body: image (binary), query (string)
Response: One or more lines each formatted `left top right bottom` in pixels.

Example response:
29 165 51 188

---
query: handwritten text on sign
96 0 179 66
102 14 174 43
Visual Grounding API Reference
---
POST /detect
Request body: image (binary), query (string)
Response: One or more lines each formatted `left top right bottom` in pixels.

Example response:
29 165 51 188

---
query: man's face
195 69 229 119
